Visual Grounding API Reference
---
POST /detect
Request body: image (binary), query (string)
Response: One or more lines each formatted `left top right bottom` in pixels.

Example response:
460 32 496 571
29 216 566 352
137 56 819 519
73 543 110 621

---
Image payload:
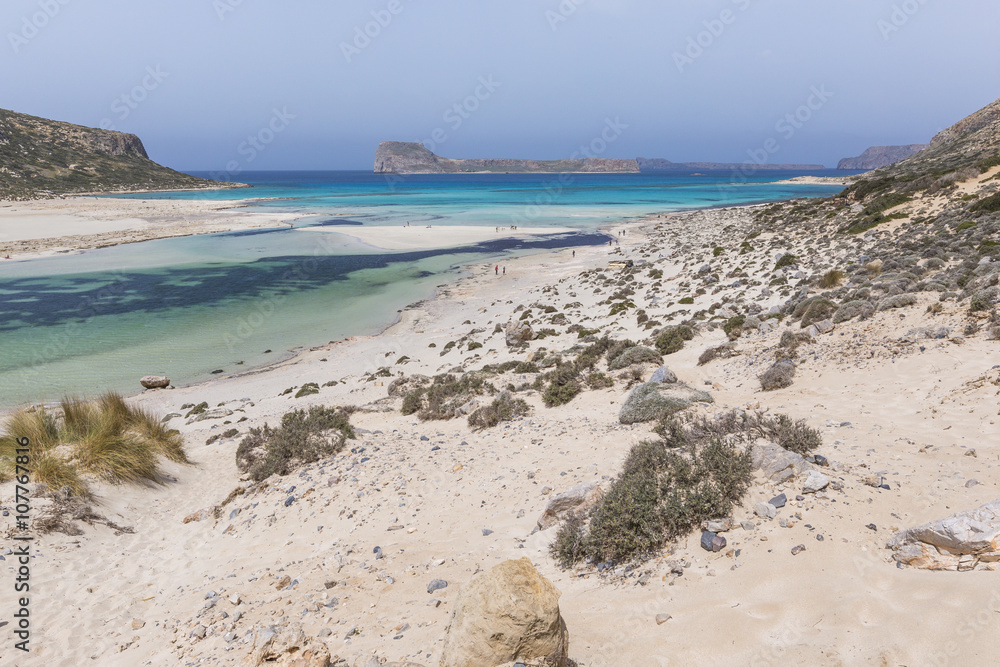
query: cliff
837 145 928 170
373 142 639 174
636 157 826 171
0 108 228 199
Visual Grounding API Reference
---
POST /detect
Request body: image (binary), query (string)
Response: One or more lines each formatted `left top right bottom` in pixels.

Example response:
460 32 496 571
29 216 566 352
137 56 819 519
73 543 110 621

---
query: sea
0 170 851 408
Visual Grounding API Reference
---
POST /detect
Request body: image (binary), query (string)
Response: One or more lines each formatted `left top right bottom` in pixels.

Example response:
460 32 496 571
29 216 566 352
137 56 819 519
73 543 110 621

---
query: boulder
441 558 569 667
505 322 535 347
140 375 170 389
251 623 331 666
751 442 811 484
802 471 831 494
754 502 776 520
888 500 1000 571
536 482 603 531
619 382 713 425
649 366 678 384
187 407 234 424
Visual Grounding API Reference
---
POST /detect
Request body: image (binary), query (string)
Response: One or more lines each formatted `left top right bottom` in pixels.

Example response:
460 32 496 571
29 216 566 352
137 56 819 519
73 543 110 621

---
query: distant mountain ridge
636 157 826 171
0 108 227 199
373 142 639 174
837 145 928 170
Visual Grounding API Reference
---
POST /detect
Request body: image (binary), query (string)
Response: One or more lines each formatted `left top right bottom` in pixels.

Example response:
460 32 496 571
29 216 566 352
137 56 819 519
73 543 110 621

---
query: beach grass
0 392 187 497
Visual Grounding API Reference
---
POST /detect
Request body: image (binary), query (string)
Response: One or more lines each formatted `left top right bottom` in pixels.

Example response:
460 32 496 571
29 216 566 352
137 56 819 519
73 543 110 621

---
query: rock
252 623 331 666
140 375 170 389
813 319 835 335
183 507 218 524
811 455 829 467
862 475 883 488
802 471 831 494
536 482 604 531
751 442 811 484
791 544 806 556
427 579 448 594
769 493 787 509
655 613 672 625
705 518 734 533
190 624 207 639
505 322 535 347
887 499 1000 571
455 399 480 417
754 502 777 520
966 479 980 488
700 531 717 552
440 558 569 667
187 407 233 424
131 619 145 630
649 366 678 384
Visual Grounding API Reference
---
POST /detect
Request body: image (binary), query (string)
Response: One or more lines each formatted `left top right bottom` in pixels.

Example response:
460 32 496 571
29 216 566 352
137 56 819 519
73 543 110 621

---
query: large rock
618 382 713 424
887 500 1000 571
140 375 170 389
536 482 603 531
505 322 535 347
751 442 811 484
440 558 569 667
649 366 678 384
251 623 330 666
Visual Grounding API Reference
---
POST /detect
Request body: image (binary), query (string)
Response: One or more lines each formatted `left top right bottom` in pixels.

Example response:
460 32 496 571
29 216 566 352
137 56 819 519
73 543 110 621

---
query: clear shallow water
1 170 849 408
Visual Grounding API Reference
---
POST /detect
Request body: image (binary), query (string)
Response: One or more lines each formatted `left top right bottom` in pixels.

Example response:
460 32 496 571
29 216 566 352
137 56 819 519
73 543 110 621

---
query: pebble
754 502 777 520
791 544 806 556
373 546 383 559
284 496 295 507
966 479 980 488
655 613 672 625
770 493 787 509
427 579 448 594
482 528 494 536
420 435 430 441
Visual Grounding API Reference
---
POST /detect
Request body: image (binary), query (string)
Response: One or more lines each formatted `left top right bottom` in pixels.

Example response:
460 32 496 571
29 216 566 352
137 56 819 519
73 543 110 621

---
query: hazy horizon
2 0 998 172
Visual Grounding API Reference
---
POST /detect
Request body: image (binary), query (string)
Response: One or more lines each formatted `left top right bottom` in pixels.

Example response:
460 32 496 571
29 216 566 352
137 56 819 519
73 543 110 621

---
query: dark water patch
0 232 608 332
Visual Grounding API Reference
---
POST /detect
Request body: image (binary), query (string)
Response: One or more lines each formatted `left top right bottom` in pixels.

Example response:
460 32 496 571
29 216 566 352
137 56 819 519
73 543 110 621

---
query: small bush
619 382 713 424
403 373 496 421
722 315 745 340
775 254 798 270
294 383 320 398
698 344 734 366
759 360 796 391
833 300 875 323
678 297 695 305
877 293 918 311
586 372 614 389
467 392 531 430
654 325 694 355
401 391 422 415
235 405 354 481
818 269 846 289
970 192 1000 215
609 346 663 370
542 364 582 407
799 299 837 328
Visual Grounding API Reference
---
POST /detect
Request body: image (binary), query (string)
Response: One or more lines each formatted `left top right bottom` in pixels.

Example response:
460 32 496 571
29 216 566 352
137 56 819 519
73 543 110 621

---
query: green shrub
759 360 796 391
236 405 354 481
467 341 483 351
609 346 663 370
654 325 694 355
833 299 875 323
542 364 582 407
818 269 846 289
970 192 1000 215
775 254 798 270
713 246 725 257
468 392 531 429
586 372 614 389
678 297 695 305
800 299 837 328
877 294 918 311
294 383 320 398
401 391 423 415
618 382 713 424
722 315 745 340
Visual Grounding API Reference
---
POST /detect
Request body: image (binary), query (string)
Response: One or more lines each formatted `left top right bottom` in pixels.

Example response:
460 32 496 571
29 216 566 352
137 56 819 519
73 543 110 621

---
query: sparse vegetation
467 392 531 429
654 325 695 355
235 405 354 481
759 360 796 391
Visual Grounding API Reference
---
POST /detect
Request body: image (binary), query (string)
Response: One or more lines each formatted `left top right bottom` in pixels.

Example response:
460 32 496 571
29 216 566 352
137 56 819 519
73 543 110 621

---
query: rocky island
373 141 639 174
837 144 929 170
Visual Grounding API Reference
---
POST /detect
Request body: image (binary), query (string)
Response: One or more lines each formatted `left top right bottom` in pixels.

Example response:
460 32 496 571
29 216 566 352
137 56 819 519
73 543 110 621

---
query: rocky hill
637 157 826 171
837 144 928 170
373 141 639 174
0 109 227 199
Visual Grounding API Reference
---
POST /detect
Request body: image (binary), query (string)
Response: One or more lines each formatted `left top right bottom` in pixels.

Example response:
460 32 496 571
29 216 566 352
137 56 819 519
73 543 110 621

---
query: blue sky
2 0 998 170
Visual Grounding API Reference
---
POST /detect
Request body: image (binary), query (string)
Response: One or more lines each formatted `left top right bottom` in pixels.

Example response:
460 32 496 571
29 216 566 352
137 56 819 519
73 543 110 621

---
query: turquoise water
1 170 847 408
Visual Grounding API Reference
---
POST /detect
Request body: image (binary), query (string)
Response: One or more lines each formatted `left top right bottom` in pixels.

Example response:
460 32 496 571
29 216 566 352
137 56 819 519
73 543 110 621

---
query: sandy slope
1 201 999 666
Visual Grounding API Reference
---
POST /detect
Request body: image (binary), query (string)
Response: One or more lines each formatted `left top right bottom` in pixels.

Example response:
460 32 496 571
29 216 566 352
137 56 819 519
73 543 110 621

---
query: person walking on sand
572 250 575 258
495 265 499 276
502 266 506 275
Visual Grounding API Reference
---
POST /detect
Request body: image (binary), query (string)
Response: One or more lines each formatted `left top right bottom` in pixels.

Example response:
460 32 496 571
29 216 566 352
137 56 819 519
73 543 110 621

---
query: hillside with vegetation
373 141 639 174
0 108 228 199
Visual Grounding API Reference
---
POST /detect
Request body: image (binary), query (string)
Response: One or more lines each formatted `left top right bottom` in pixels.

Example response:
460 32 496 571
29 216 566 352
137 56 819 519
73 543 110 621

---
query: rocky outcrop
441 558 569 667
536 482 603 531
837 144 928 170
505 321 535 347
0 107 225 199
250 623 331 666
374 141 638 174
751 442 811 484
888 500 1000 571
637 157 826 171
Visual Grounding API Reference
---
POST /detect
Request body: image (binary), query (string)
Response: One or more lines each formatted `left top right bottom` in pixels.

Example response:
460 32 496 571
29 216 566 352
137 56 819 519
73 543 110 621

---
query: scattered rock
751 442 811 484
769 493 787 509
440 558 569 667
427 579 448 594
655 613 672 625
251 623 330 666
183 507 218 524
536 482 604 531
505 322 535 347
791 544 806 556
140 375 170 389
802 471 831 494
187 407 234 424
754 502 777 520
649 366 678 384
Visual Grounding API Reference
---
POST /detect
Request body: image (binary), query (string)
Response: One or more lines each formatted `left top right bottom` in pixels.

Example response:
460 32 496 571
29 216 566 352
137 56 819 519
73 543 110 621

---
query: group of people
494 265 505 276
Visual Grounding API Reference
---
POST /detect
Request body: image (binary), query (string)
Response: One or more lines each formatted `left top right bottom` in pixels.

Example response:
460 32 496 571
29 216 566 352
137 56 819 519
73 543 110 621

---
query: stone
187 407 234 424
649 366 678 384
505 322 535 347
183 507 218 524
769 493 787 509
655 613 672 625
705 518 734 533
711 535 727 552
440 558 569 667
131 619 145 630
791 545 806 556
888 499 1000 571
966 479 980 488
456 399 480 417
252 623 331 666
427 579 448 594
536 482 604 531
700 531 717 552
862 475 883 488
190 624 207 639
802 471 831 494
140 375 170 389
751 442 811 484
754 502 777 520
813 319 835 335
811 454 829 467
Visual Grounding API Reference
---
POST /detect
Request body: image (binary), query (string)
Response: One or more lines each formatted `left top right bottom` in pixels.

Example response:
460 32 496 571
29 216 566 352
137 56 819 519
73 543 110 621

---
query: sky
2 0 999 171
